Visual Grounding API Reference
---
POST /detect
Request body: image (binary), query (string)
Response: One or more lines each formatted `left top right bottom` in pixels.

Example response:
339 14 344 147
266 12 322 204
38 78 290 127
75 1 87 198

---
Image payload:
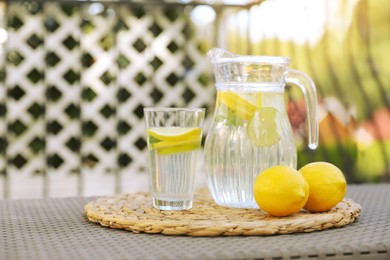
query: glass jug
204 48 318 208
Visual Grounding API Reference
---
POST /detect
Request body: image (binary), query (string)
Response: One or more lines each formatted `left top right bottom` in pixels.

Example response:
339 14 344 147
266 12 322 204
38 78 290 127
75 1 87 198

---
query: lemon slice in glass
247 107 280 147
147 127 202 155
155 142 201 155
147 127 201 142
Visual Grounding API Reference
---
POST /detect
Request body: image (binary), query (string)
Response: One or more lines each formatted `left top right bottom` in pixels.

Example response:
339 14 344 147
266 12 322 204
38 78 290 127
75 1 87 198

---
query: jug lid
207 48 290 65
207 48 291 85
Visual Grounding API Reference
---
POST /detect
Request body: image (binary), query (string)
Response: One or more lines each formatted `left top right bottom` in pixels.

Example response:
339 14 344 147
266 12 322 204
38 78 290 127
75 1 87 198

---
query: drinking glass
144 107 205 210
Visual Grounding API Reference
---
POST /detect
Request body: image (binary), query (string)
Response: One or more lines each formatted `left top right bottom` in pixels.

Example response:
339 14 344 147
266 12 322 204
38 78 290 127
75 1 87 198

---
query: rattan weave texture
84 192 361 236
1 184 390 260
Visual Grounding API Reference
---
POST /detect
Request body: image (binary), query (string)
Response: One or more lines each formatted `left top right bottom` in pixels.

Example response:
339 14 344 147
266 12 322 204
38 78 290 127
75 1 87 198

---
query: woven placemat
85 191 362 237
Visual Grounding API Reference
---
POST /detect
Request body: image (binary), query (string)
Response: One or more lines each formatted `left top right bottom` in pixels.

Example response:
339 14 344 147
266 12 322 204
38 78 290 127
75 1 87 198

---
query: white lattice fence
0 1 224 199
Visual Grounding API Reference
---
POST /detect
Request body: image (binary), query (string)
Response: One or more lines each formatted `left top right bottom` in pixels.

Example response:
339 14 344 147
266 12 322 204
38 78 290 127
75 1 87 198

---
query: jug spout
207 48 236 64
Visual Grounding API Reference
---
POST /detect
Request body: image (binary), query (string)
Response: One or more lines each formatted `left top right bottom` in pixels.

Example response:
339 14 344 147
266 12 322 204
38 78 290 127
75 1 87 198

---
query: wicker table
1 184 389 260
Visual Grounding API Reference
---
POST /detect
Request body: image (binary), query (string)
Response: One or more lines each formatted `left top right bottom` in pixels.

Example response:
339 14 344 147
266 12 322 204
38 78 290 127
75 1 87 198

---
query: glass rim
143 107 205 113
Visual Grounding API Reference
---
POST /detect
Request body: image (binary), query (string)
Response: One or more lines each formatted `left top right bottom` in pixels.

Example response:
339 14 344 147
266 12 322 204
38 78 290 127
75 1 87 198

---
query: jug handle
286 69 319 150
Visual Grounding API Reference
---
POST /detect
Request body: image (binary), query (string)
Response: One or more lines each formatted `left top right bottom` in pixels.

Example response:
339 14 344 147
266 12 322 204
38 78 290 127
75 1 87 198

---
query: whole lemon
253 166 309 217
299 162 347 213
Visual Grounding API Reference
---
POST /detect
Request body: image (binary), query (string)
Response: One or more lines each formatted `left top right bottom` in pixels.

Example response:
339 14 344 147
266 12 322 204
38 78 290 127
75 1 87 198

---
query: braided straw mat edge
85 191 362 237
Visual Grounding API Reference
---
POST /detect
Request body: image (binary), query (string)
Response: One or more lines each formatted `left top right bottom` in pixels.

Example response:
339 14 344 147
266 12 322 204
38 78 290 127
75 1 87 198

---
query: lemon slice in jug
219 91 258 121
247 107 280 147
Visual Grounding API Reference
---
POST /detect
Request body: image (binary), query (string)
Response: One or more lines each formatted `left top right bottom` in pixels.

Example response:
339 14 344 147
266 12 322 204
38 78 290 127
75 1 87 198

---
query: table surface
1 184 390 260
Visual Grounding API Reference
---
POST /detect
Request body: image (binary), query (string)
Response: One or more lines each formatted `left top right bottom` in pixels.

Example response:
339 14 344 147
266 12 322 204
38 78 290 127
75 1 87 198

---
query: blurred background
0 0 389 199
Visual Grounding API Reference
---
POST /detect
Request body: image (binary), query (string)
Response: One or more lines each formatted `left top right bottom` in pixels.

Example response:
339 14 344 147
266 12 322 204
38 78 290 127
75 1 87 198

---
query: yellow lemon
299 162 347 213
253 166 309 217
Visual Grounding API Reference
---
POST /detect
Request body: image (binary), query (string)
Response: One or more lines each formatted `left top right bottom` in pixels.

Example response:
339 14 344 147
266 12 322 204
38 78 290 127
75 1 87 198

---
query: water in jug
204 48 319 208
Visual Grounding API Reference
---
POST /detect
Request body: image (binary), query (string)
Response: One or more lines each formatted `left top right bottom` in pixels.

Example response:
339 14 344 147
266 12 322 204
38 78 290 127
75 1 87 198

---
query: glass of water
143 107 205 210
